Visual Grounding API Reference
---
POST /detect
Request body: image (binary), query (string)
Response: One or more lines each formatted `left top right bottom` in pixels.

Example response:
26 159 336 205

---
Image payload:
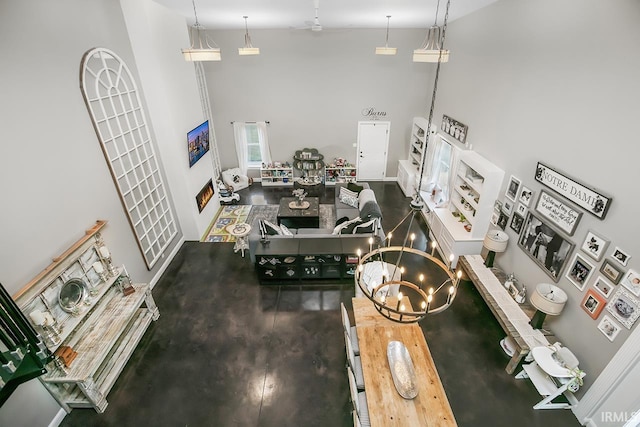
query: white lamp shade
412 49 450 62
375 46 397 55
238 47 260 55
530 283 567 315
483 230 509 253
182 48 221 61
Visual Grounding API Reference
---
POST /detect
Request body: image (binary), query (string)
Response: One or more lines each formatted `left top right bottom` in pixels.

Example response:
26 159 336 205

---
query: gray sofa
248 182 385 263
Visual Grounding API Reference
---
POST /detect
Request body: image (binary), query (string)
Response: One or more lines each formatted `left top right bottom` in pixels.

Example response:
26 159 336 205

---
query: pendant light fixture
413 0 450 63
375 15 397 55
182 0 221 61
238 16 260 56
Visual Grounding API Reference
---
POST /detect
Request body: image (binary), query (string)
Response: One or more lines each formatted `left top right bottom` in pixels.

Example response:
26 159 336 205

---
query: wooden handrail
13 220 107 300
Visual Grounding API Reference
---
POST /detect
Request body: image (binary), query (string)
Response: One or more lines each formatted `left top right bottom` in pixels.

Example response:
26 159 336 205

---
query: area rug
202 205 252 242
202 204 336 242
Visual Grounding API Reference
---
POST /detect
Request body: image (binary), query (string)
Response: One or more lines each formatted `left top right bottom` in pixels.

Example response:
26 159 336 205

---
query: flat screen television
187 120 210 167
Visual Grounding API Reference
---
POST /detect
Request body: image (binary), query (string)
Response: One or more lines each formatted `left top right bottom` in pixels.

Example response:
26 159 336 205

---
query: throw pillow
335 216 350 227
357 189 377 210
353 218 377 234
332 216 361 235
347 182 364 195
339 186 359 208
279 223 294 236
262 220 282 236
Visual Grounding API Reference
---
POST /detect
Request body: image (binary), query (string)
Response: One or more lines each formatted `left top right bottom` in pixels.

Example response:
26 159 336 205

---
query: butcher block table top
352 297 457 427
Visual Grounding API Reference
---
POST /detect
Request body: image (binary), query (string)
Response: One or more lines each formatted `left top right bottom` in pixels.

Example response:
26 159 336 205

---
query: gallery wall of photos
490 162 638 343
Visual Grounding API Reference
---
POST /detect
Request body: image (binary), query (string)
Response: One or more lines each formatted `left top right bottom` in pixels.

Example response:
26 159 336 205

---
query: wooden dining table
352 297 457 427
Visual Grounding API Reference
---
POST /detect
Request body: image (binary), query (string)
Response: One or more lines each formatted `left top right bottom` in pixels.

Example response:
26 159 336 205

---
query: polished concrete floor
61 182 582 427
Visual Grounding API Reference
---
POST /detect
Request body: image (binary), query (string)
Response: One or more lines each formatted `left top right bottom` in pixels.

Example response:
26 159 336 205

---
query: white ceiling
154 0 498 30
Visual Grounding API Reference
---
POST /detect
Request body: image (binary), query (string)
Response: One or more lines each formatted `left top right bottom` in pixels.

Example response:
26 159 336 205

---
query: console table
352 298 457 426
458 255 549 374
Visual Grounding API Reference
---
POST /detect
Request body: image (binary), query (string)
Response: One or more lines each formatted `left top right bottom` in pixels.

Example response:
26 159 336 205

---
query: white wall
434 0 640 403
0 0 201 425
120 0 221 240
203 29 435 178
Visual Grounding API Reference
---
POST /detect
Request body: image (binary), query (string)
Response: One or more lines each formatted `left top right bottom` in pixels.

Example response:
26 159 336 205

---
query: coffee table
277 197 320 229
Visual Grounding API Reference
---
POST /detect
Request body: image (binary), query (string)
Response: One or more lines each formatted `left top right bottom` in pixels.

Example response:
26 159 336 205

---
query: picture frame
441 114 468 145
516 203 527 216
510 213 524 234
611 247 631 267
187 120 210 168
606 287 640 329
518 186 534 207
505 175 521 202
566 253 595 291
620 269 640 297
496 212 509 230
517 212 575 282
534 190 582 236
597 315 622 342
502 199 514 215
535 161 612 220
600 260 623 284
594 276 614 299
490 210 499 227
580 230 610 262
581 288 607 319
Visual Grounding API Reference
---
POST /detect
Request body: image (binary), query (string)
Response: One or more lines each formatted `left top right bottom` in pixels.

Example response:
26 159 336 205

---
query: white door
357 121 390 181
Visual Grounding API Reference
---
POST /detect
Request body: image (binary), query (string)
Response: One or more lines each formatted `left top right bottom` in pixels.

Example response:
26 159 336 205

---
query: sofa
247 182 385 263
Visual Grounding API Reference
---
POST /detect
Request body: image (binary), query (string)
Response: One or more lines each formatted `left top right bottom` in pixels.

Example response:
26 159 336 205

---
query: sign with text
535 190 582 235
535 162 611 220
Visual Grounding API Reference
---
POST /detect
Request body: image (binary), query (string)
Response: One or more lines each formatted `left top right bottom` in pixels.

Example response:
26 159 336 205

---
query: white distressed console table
458 255 549 374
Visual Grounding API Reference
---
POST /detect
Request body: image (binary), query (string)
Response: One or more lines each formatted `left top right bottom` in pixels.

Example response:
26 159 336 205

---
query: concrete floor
60 182 582 427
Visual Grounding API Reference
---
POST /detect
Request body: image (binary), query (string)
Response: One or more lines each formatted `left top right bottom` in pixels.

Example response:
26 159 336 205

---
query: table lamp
529 283 567 329
483 230 509 267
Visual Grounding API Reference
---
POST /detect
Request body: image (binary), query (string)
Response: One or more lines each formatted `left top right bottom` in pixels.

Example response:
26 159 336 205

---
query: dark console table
255 237 369 284
277 197 320 229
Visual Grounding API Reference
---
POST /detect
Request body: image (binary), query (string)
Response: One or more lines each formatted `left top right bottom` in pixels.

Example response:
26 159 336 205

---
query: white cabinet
397 160 416 197
260 164 293 187
421 149 504 268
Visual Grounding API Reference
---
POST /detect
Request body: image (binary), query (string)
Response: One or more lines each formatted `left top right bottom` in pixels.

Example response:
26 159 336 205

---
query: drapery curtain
232 122 248 175
256 121 272 165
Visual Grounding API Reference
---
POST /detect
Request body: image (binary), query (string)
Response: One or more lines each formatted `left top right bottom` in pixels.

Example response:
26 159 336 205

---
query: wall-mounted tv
187 120 210 167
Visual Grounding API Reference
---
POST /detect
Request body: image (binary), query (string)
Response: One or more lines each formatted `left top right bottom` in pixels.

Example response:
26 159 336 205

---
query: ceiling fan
295 0 323 32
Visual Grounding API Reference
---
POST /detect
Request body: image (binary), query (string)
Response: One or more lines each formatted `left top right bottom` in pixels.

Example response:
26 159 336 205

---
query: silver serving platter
387 341 419 399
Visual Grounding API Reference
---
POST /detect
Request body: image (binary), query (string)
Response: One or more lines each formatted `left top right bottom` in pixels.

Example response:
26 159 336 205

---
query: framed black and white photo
497 211 509 230
516 203 527 216
518 186 534 207
581 289 606 319
606 287 640 329
490 210 500 227
517 212 575 282
510 213 524 234
600 260 623 284
503 199 514 215
566 253 595 291
594 276 614 299
611 247 631 267
505 175 521 202
597 315 621 342
535 190 582 236
621 269 640 297
580 230 609 262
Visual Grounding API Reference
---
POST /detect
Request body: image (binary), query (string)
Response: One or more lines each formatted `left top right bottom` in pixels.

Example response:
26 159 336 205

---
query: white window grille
80 48 177 269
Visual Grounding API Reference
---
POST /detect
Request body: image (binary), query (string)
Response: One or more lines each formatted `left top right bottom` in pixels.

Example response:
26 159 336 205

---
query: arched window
80 48 177 269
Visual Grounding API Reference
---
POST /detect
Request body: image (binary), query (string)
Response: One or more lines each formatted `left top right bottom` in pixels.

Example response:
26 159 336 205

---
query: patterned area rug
202 205 252 242
202 204 336 242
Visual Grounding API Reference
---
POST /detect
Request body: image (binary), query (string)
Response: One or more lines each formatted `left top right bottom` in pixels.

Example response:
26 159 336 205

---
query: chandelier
413 0 451 63
355 207 462 323
182 0 221 61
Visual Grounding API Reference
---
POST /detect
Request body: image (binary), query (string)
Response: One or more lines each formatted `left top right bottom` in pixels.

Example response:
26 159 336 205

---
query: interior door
357 121 390 181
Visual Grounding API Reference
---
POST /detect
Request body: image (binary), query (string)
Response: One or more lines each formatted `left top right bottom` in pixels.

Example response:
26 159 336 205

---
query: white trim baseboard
48 408 66 427
150 237 185 289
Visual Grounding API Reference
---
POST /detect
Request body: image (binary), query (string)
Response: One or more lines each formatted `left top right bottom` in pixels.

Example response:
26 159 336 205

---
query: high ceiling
154 0 498 30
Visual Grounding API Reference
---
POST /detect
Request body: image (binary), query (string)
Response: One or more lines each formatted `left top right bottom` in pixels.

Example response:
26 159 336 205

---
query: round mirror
58 278 87 313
